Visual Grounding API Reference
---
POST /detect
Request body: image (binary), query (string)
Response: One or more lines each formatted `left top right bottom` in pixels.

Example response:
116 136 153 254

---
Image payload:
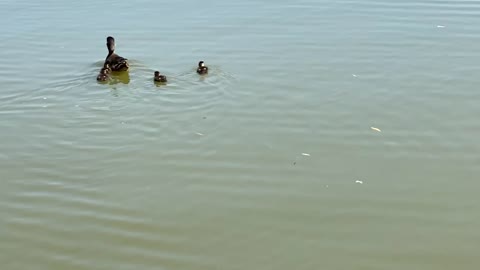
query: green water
1 0 480 269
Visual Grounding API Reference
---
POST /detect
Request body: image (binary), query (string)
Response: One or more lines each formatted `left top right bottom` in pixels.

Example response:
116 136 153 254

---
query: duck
96 68 109 82
105 36 129 72
196 61 208 75
154 71 167 83
100 62 112 74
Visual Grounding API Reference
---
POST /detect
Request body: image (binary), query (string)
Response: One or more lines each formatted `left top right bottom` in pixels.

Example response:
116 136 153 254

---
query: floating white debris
301 153 311 156
43 97 47 100
195 132 204 136
370 127 382 132
355 180 363 184
352 74 358 77
437 25 445 28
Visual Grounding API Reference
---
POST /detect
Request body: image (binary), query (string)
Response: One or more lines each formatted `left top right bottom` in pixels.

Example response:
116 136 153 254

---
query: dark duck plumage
96 68 110 82
105 36 129 72
100 62 112 74
196 61 208 75
154 71 167 83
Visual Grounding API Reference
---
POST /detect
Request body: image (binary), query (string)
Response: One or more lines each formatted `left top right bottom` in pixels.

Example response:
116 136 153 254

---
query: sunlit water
1 0 480 269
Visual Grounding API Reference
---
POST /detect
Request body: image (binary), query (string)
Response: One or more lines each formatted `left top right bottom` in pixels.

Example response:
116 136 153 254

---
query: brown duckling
196 61 208 75
105 36 129 72
96 68 109 82
154 71 167 83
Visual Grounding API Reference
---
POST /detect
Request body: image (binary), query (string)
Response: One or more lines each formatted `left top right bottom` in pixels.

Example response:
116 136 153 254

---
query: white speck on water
195 132 204 136
301 153 311 156
355 180 363 184
370 127 382 132
352 74 358 77
437 25 445 28
43 97 47 100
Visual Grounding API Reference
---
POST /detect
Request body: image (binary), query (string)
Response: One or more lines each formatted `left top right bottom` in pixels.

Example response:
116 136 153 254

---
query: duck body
154 71 167 83
105 53 129 72
100 63 112 74
105 36 129 72
196 61 208 75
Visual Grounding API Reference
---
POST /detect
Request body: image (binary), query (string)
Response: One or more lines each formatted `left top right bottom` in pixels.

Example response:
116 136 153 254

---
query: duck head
198 61 205 67
106 36 115 54
154 71 160 77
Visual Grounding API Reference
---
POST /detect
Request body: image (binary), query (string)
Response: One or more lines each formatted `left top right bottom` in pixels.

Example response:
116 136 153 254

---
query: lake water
1 0 480 269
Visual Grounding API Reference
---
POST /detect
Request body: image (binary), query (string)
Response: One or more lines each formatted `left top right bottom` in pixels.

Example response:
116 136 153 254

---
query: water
1 0 480 269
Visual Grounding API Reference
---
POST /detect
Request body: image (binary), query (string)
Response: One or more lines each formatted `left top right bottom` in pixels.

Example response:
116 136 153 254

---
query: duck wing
106 53 129 71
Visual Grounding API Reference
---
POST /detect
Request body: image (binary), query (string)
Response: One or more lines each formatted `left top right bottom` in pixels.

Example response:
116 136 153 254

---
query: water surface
1 0 480 269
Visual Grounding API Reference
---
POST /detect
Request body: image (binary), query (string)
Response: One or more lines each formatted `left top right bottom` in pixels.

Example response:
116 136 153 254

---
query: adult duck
105 36 129 72
100 62 111 74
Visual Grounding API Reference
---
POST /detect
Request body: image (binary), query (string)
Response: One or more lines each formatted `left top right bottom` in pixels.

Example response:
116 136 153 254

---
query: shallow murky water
1 0 480 269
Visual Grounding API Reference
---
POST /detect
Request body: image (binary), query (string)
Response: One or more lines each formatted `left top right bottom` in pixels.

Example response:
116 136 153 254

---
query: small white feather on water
370 127 382 132
301 153 311 156
355 180 363 184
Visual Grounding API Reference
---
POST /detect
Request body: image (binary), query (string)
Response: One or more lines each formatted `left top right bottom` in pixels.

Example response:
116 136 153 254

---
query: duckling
154 71 167 83
105 36 129 72
196 61 208 75
96 68 109 82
